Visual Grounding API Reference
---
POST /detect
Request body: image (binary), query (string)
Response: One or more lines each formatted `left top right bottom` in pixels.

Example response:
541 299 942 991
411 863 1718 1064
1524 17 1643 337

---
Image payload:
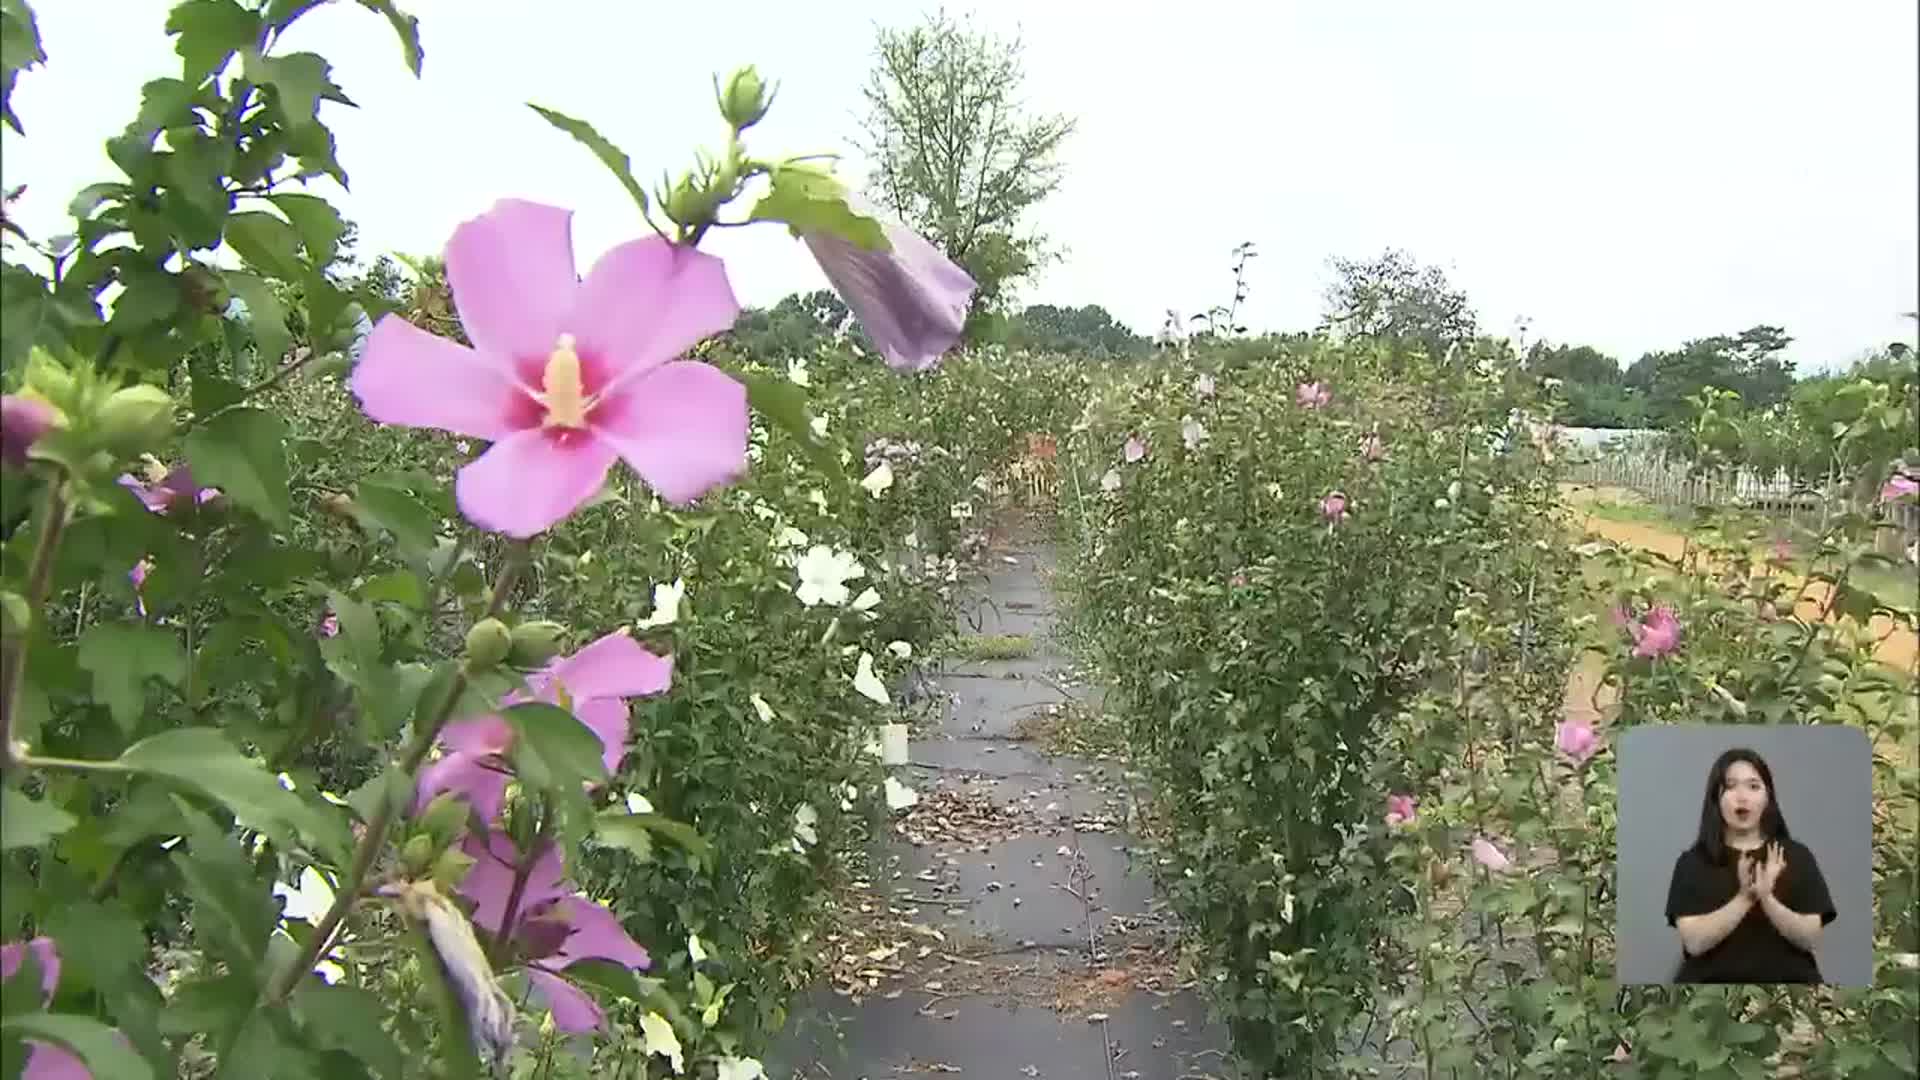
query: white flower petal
850 587 881 613
626 791 655 814
884 776 919 811
852 652 891 705
641 1012 684 1074
860 460 895 496
688 933 708 964
750 692 777 723
887 640 912 659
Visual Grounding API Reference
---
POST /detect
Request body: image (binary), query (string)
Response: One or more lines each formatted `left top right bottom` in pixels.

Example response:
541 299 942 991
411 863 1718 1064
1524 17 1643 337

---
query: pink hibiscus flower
1123 435 1148 463
2 937 136 1078
415 630 671 821
801 195 976 373
1385 793 1417 827
459 830 652 1032
1296 381 1332 409
350 199 749 538
1319 491 1349 525
1 394 56 468
117 464 220 514
1555 719 1600 765
1628 605 1682 660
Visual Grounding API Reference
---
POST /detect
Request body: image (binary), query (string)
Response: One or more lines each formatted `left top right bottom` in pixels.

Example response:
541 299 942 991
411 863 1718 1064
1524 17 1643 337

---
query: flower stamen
538 334 592 429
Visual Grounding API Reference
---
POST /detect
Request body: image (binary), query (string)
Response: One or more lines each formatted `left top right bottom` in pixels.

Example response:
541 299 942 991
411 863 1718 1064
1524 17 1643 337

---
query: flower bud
179 263 231 316
718 66 773 130
415 791 472 849
401 834 436 877
431 847 476 892
507 620 568 668
464 617 512 670
96 384 175 454
1 395 57 469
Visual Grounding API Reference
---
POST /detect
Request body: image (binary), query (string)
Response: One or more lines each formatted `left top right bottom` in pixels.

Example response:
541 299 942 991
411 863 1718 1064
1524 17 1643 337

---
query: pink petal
454 429 620 538
1471 837 1512 872
590 361 747 504
548 896 652 970
414 751 512 822
576 699 632 775
570 237 741 386
445 200 579 362
23 1040 95 1080
458 831 567 936
803 214 975 372
525 966 605 1033
350 316 526 441
547 631 674 702
1 394 57 468
440 715 514 756
0 937 60 1002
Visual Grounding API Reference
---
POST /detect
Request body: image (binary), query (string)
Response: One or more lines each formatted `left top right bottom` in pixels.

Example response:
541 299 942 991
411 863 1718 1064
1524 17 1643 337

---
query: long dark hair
1692 746 1792 866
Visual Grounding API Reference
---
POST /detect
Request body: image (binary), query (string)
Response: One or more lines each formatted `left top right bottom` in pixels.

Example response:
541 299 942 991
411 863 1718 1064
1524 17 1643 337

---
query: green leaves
224 270 290 367
241 50 352 128
0 786 76 849
594 810 711 864
355 0 424 77
268 193 347 267
502 701 608 792
166 0 261 84
0 1014 153 1080
0 0 47 134
225 211 307 281
117 728 348 861
185 406 291 527
295 984 405 1079
748 164 886 249
528 105 651 216
77 623 187 734
740 371 843 481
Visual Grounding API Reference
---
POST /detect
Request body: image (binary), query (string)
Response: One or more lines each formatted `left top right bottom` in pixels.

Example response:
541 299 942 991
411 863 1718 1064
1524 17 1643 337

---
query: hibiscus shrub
1053 338 1576 1072
0 4 995 1077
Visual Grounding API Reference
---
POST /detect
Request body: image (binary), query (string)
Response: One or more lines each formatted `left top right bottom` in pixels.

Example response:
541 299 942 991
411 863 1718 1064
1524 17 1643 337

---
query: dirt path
1562 485 1918 674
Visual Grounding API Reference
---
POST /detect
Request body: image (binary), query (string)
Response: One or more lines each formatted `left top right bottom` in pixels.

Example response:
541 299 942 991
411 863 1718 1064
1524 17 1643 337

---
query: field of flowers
2 4 1916 1080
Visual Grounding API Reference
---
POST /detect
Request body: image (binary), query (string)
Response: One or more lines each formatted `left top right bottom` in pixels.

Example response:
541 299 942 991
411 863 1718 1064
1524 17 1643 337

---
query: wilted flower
1360 432 1386 462
800 194 976 372
1193 373 1215 398
1 394 56 469
349 199 748 538
416 630 672 820
458 830 652 1033
1385 793 1417 827
860 460 894 496
1296 381 1332 409
852 651 891 705
1100 468 1122 493
794 545 864 607
1555 719 1600 765
1319 491 1349 525
317 611 340 638
383 879 516 1063
1470 837 1512 873
1123 435 1148 463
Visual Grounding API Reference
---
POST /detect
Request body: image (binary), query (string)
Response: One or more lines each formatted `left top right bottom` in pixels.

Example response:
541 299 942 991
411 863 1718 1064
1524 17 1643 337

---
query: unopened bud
415 791 471 849
179 264 231 316
431 847 476 891
464 617 512 670
1 395 58 469
508 620 567 668
96 384 174 454
718 66 773 130
401 834 436 876
662 175 718 228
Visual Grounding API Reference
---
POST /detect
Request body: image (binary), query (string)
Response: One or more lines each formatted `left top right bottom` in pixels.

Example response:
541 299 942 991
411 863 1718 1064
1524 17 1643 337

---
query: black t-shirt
1663 837 1836 984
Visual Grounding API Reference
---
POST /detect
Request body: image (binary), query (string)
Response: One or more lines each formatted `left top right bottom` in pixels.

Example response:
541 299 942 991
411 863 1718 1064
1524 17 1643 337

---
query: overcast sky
5 1 1916 372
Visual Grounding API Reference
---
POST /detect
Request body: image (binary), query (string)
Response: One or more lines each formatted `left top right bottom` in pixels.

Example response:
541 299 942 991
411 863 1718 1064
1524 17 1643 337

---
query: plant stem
1 476 71 777
490 819 554 968
264 539 530 1004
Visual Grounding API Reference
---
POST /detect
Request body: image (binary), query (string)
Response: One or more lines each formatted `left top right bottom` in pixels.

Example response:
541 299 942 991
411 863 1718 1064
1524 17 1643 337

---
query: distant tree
1320 248 1478 361
857 10 1075 335
1525 342 1621 386
1625 325 1796 426
725 289 864 359
1006 303 1148 358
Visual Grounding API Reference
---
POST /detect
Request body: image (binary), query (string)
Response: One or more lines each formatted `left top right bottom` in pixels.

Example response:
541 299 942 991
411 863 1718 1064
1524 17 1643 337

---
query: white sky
5 1 1916 372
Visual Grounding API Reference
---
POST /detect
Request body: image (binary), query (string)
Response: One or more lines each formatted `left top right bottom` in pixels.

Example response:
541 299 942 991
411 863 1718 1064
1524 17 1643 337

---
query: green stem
263 540 530 1005
1 476 72 776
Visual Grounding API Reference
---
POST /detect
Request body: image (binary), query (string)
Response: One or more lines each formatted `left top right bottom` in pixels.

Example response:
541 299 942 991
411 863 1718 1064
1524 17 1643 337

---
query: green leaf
740 370 843 481
351 480 441 558
556 959 643 1003
594 810 710 859
108 266 182 333
360 570 426 610
77 623 187 734
0 1013 153 1080
45 901 148 994
169 799 276 978
241 50 352 127
502 701 609 792
267 193 345 267
355 0 423 76
118 728 348 861
296 984 404 1079
166 0 260 84
185 406 291 527
224 270 290 368
748 164 886 249
528 104 650 216
1 0 48 134
0 786 76 849
224 211 307 280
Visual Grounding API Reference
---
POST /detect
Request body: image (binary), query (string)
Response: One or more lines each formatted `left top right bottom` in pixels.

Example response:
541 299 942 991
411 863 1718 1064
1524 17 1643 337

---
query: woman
1663 747 1836 983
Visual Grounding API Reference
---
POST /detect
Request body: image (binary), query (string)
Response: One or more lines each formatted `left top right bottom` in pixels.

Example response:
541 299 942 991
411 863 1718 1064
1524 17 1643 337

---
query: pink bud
1 395 56 469
1122 435 1147 463
1319 491 1349 524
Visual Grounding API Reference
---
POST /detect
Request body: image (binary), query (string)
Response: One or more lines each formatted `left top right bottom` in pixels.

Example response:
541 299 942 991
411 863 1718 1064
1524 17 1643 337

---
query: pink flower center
535 334 594 430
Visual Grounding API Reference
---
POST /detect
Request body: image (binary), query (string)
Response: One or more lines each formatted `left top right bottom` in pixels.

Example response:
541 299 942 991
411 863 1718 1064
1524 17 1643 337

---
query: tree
1319 248 1478 361
1006 303 1149 358
857 10 1075 334
1624 325 1797 426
